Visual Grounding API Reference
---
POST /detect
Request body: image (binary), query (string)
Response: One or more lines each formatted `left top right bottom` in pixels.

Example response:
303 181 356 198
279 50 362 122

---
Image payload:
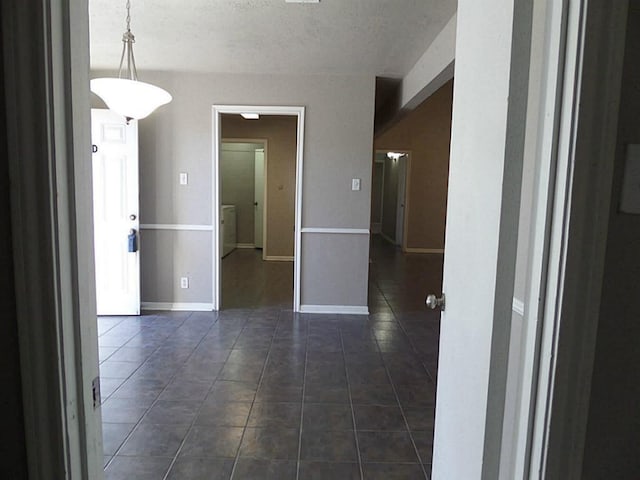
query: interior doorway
212 106 305 311
372 150 410 249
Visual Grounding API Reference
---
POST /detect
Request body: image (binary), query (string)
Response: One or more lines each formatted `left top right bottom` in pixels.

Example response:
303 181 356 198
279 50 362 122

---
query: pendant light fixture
90 0 172 122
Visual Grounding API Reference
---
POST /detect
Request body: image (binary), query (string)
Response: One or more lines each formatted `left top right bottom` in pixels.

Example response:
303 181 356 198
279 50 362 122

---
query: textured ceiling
89 0 456 76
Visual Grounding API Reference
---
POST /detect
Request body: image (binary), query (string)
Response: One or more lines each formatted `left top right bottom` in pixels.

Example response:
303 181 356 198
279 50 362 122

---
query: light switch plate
351 178 361 191
179 172 188 185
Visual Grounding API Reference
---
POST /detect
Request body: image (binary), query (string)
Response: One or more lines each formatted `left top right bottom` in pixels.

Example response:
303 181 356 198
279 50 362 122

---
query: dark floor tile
141 400 201 425
298 461 361 480
354 405 407 431
195 402 252 427
304 384 350 404
347 364 390 385
395 383 436 407
303 403 353 431
357 431 418 463
362 462 426 479
300 429 358 462
166 457 234 480
232 459 296 479
100 378 126 399
239 427 299 460
247 402 301 428
100 360 142 379
206 380 257 402
103 455 112 468
411 431 434 464
226 349 269 365
160 379 213 401
105 456 172 480
350 384 398 405
101 398 149 424
102 423 135 455
404 406 435 432
119 423 189 457
110 377 167 404
255 382 303 403
99 346 118 362
218 362 264 384
107 346 157 363
179 426 243 458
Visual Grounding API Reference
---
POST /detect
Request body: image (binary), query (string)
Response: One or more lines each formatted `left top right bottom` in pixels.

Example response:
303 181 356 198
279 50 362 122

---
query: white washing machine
221 205 237 257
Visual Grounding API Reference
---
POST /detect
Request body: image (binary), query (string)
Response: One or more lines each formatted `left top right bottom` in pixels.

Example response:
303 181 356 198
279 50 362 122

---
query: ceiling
89 0 456 77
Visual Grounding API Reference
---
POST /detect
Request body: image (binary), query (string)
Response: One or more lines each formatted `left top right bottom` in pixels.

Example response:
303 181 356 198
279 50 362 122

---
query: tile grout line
227 312 280 479
160 311 244 480
103 312 194 472
375 332 431 480
295 314 310 480
339 328 365 480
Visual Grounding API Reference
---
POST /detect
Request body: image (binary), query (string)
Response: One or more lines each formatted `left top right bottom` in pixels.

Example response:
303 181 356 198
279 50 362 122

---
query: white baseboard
512 298 525 316
264 256 294 261
236 243 255 249
141 302 214 312
300 304 369 315
404 247 445 254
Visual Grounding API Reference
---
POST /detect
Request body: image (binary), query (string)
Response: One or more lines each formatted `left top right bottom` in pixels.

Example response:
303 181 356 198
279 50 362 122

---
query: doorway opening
212 106 305 311
372 149 410 249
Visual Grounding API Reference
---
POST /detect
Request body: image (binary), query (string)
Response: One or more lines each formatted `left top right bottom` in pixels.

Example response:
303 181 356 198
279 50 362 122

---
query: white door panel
91 109 140 315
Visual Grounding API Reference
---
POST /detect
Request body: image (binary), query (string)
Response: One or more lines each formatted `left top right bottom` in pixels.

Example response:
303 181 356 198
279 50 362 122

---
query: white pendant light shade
91 78 172 120
91 0 172 121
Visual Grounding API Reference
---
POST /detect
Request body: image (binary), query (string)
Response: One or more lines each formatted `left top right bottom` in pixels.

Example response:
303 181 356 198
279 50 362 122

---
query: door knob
129 214 137 221
426 293 445 311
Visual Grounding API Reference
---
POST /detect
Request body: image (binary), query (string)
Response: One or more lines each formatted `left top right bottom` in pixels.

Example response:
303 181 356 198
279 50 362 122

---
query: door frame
375 149 411 250
3 0 628 478
212 106 305 311
220 138 268 258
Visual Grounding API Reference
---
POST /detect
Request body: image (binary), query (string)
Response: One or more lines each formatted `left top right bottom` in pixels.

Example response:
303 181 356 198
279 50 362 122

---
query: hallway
98 238 442 479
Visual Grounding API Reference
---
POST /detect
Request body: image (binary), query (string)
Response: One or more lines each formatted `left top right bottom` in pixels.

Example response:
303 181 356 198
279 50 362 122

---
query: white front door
91 109 140 315
254 148 265 250
431 1 532 478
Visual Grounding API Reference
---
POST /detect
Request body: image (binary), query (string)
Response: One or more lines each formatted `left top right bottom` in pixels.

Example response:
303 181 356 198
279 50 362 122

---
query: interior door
395 155 407 247
91 108 140 315
254 148 265 250
429 0 530 477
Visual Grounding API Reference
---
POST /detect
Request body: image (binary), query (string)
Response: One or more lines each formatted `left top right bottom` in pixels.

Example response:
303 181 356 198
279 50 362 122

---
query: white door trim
3 0 102 478
527 1 629 478
212 106 305 312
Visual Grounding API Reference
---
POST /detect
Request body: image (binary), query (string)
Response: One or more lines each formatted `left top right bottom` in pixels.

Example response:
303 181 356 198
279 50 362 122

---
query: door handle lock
426 293 445 311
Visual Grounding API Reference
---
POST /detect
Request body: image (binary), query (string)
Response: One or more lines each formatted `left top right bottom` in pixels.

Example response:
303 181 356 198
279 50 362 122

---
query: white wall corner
401 12 457 110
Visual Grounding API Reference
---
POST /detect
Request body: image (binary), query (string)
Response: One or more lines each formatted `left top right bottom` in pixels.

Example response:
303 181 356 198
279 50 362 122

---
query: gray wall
583 5 640 477
102 71 375 307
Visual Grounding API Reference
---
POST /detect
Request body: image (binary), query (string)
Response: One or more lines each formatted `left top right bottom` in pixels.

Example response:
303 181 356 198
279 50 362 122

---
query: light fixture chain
126 0 131 32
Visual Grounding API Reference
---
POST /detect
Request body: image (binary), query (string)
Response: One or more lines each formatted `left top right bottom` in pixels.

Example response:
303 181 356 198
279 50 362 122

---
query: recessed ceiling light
241 113 259 120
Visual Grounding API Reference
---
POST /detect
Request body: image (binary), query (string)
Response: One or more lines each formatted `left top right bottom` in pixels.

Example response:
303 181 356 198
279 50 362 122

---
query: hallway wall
92 71 375 309
374 80 453 252
222 115 297 259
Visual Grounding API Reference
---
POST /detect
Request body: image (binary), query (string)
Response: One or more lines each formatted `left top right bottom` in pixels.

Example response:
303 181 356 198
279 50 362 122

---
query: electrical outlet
351 178 361 191
179 172 188 185
180 277 189 289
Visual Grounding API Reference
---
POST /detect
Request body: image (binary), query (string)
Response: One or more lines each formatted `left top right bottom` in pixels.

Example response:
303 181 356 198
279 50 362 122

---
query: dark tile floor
99 236 443 479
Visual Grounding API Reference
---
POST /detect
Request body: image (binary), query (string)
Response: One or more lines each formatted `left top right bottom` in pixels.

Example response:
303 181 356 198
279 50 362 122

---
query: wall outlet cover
351 178 361 191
